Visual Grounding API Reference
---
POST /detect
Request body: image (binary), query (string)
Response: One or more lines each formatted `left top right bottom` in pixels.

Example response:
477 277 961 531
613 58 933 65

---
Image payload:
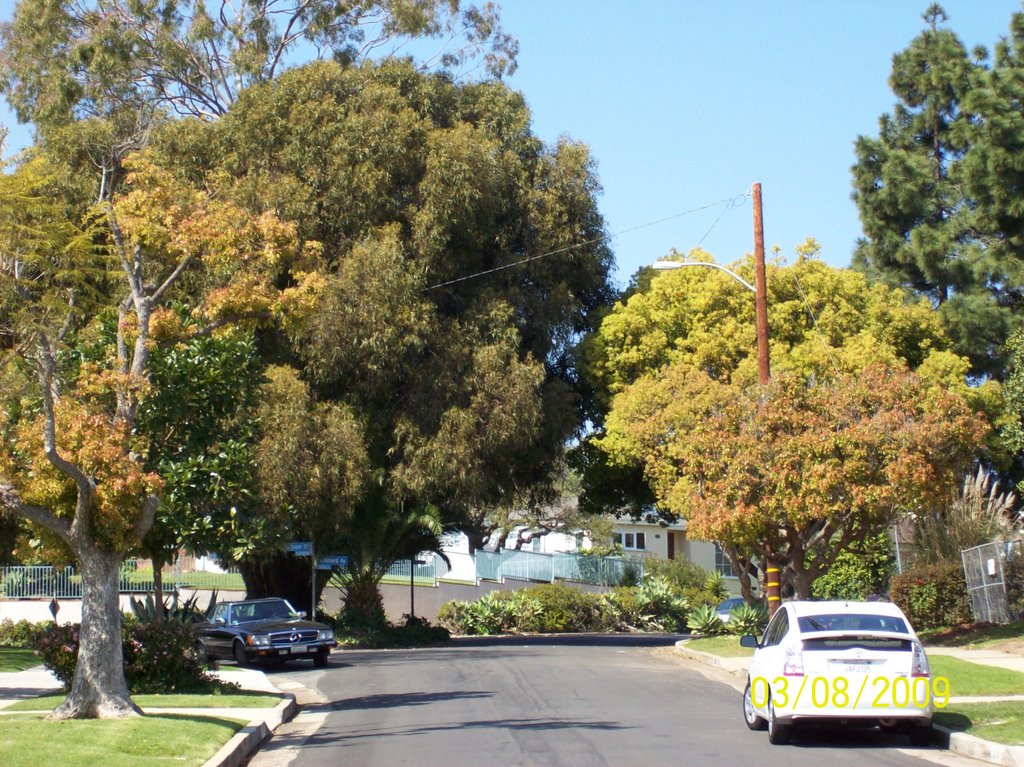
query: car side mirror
739 635 759 649
213 618 226 625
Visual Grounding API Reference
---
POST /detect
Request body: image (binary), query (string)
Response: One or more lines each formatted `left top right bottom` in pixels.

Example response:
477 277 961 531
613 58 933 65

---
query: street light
650 182 781 615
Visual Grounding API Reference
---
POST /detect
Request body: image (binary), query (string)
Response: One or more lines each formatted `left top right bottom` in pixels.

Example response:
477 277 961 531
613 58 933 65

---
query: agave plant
727 602 768 636
686 603 727 636
637 576 689 631
128 590 216 624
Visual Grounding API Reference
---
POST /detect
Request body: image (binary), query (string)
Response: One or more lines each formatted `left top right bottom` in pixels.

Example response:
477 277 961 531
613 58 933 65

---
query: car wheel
233 640 249 667
767 696 792 745
742 680 767 731
196 640 218 670
908 724 932 747
313 650 330 668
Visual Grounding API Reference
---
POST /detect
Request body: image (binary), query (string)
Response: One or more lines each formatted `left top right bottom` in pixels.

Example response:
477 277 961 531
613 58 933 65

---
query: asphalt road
251 635 979 767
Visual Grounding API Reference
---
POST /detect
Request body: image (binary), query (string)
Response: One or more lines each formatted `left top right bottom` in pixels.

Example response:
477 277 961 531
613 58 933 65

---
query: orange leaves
6 399 162 550
608 363 987 560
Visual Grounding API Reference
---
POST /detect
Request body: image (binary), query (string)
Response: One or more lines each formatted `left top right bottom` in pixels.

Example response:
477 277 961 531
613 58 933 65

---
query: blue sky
497 0 1024 286
2 1 1022 288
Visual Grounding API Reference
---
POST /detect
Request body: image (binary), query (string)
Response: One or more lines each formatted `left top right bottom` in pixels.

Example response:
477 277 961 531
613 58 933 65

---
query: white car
740 600 934 746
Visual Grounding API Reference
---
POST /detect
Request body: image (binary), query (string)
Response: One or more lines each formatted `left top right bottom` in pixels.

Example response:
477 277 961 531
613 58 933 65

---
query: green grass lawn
0 713 246 767
683 635 754 657
0 647 41 673
5 691 283 712
928 655 1024 698
920 620 1024 648
935 702 1024 745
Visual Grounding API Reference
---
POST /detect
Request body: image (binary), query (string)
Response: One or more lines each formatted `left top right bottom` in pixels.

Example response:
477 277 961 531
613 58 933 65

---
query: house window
614 532 646 550
715 545 736 577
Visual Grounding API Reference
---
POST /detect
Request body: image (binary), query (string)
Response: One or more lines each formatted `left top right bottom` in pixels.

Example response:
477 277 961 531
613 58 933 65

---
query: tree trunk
151 555 166 623
50 549 140 719
341 571 386 627
238 553 329 618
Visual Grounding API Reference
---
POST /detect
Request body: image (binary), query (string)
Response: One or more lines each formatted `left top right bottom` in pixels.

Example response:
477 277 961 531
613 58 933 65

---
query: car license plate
838 661 872 673
291 644 308 654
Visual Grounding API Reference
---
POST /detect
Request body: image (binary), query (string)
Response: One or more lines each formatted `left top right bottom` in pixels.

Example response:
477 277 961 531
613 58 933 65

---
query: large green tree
127 60 613 612
852 4 1024 376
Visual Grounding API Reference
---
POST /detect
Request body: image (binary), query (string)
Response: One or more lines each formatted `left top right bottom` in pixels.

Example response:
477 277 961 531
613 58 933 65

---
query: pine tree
851 4 1015 376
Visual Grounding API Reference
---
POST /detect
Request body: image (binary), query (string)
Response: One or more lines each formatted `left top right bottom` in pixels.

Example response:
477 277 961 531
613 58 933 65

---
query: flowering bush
889 562 972 629
37 618 229 693
36 623 79 688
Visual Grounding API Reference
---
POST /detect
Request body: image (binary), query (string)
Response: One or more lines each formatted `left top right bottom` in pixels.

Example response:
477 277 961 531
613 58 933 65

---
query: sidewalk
0 665 296 767
674 640 1024 767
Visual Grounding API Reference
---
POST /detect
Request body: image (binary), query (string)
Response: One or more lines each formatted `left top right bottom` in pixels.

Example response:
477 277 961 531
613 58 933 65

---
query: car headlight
248 634 272 648
318 629 335 641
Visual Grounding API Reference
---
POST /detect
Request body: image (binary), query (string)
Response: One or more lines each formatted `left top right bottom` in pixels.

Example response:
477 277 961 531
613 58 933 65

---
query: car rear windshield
797 614 909 635
802 637 912 651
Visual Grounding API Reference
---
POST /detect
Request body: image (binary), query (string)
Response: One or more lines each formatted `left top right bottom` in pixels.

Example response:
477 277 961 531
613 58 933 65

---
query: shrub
686 603 727 636
811 533 894 600
463 590 513 635
635 576 688 631
525 583 602 633
36 623 79 687
37 619 228 694
727 603 768 636
0 618 48 648
505 589 545 633
889 561 972 630
436 600 471 634
607 586 641 628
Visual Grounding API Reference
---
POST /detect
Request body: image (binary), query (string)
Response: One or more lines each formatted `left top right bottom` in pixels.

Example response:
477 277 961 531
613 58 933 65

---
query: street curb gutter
672 640 1024 767
202 695 297 767
933 726 1024 767
673 641 748 679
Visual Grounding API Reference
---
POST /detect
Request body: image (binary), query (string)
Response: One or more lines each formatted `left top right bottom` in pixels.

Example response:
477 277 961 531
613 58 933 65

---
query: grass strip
0 647 41 673
683 635 754 657
928 655 1024 698
0 713 245 767
5 691 282 712
935 701 1024 745
920 620 1024 648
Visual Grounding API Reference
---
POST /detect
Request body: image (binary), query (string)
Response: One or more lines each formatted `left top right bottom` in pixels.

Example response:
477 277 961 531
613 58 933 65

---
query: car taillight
783 645 804 676
911 642 930 678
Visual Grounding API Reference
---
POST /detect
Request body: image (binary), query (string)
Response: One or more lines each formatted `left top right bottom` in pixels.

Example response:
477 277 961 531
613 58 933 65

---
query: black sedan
196 597 337 668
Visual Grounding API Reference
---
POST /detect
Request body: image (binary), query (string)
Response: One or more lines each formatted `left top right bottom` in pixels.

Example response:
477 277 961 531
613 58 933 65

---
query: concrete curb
673 640 749 678
672 639 1024 766
933 725 1024 767
202 694 297 767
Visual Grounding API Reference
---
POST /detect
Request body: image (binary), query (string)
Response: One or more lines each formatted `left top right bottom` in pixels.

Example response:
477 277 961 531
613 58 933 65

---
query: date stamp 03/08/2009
750 675 951 711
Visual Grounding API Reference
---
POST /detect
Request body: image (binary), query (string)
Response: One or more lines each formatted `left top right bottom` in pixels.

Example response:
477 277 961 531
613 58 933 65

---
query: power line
424 192 749 291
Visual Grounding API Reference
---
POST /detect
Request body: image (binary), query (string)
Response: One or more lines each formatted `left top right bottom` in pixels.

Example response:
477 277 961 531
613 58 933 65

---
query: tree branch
0 483 72 544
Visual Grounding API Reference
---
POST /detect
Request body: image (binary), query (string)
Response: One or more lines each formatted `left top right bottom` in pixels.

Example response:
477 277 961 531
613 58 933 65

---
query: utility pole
752 183 780 618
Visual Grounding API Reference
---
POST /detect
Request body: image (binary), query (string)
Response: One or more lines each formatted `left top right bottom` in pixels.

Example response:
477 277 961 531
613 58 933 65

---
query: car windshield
797 613 909 634
232 599 297 623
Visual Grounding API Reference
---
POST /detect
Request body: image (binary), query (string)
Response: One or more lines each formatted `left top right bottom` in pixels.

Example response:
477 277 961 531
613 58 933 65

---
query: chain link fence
961 538 1023 624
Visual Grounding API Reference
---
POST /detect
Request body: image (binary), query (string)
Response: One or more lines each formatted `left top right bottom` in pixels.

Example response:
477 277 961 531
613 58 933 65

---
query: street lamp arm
650 260 756 293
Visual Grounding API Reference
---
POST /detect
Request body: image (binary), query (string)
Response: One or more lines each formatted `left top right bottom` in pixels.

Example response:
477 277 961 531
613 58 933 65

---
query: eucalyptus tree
0 0 516 125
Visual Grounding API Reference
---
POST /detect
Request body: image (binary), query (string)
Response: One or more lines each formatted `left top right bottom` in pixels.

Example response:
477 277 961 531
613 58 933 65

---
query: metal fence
961 538 1024 624
474 549 642 586
0 557 243 600
1 548 641 601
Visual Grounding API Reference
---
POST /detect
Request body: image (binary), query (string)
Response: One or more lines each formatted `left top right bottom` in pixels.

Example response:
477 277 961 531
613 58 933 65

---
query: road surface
250 635 982 767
